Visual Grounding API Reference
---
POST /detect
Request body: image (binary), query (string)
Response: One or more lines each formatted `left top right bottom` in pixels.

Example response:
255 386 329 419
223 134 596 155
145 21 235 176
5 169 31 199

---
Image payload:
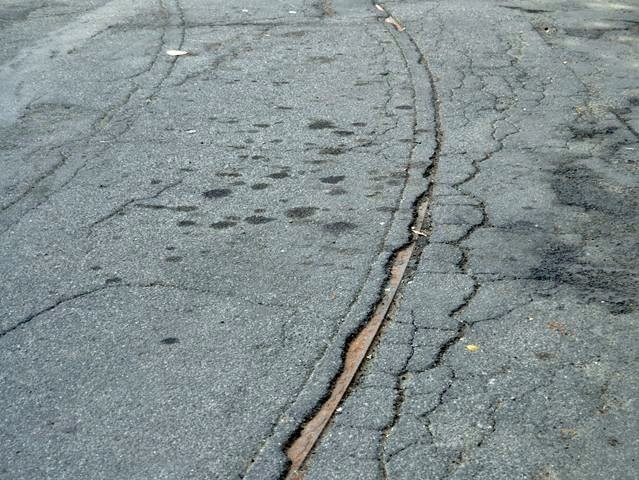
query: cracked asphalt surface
1 1 637 479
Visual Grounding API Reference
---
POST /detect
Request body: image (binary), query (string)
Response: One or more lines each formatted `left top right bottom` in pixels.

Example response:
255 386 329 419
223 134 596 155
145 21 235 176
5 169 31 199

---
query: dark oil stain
231 181 246 186
354 80 370 86
268 171 290 179
160 337 180 345
319 147 344 155
276 106 293 110
180 167 196 172
327 187 347 195
165 256 183 263
105 277 122 284
247 129 260 134
211 221 236 229
254 123 270 128
287 207 319 218
308 119 336 130
245 215 275 224
177 220 197 227
254 208 266 213
216 172 242 177
239 154 249 159
271 139 284 143
252 155 266 160
333 130 354 136
323 221 357 234
150 179 162 185
166 246 175 250
174 206 198 212
352 122 367 127
203 188 232 198
309 56 334 64
395 105 413 110
534 352 555 361
284 31 306 37
320 175 345 184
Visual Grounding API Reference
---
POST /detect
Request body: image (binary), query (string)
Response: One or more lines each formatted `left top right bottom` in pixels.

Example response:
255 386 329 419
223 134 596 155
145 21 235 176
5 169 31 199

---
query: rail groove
284 4 443 477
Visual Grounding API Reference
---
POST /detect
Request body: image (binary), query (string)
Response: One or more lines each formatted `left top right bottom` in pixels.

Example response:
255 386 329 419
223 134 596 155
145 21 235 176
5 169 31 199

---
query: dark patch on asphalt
203 188 232 198
210 221 236 229
254 123 270 128
319 147 344 155
90 265 101 271
216 172 242 177
135 204 198 212
308 119 336 129
177 220 197 227
552 166 634 217
286 207 319 218
333 130 354 136
352 122 367 127
323 221 357 234
105 277 122 284
569 124 618 140
395 105 413 110
500 5 551 14
165 256 183 263
245 215 275 224
268 171 289 179
251 183 270 190
534 352 555 361
160 337 180 345
320 175 345 184
530 240 638 315
308 56 334 64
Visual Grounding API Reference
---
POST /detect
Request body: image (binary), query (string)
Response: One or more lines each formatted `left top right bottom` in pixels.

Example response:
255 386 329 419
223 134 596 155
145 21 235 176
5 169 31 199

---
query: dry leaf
375 4 385 12
384 16 405 32
465 344 480 352
411 227 428 237
166 49 188 56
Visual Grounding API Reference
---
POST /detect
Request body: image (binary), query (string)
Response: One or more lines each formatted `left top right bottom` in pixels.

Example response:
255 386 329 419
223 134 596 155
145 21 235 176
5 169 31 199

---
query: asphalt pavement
1 1 637 479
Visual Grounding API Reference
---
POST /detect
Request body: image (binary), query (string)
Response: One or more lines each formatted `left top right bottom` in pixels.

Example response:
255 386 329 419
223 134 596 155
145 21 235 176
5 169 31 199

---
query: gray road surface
1 1 637 479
